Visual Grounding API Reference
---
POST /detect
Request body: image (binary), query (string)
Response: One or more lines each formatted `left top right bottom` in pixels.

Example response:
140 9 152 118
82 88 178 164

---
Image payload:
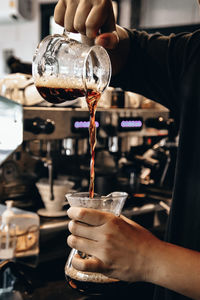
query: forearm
148 241 200 299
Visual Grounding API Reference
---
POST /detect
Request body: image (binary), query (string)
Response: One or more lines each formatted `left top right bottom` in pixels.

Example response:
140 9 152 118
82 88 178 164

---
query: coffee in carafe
33 32 111 105
36 84 85 104
66 263 125 295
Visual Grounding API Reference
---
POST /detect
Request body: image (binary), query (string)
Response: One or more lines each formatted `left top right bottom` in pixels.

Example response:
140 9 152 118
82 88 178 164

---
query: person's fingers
74 1 92 35
85 4 107 38
67 207 110 226
71 253 107 273
54 0 66 27
54 0 117 46
67 234 98 256
95 31 119 49
85 3 115 38
100 0 116 34
68 220 99 241
64 0 79 33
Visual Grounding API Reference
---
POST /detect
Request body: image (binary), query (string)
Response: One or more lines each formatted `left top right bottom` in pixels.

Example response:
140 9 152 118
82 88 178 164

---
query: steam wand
46 141 54 201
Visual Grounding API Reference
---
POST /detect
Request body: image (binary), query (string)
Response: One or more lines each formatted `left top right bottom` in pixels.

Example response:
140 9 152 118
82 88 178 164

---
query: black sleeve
111 29 200 115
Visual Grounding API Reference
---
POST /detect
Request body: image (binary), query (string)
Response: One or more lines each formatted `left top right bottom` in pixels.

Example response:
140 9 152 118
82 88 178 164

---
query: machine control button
24 117 55 134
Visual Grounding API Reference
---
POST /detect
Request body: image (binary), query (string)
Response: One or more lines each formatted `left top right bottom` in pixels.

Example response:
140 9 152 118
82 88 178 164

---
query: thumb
72 253 107 274
95 32 119 50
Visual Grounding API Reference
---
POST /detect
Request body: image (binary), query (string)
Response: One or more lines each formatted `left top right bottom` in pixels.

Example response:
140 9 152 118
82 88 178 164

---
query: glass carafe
32 32 111 105
65 191 128 296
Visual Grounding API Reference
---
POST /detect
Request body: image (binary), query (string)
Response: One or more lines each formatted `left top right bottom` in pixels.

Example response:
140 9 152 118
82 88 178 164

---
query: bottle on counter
0 202 37 298
0 201 16 260
0 201 17 296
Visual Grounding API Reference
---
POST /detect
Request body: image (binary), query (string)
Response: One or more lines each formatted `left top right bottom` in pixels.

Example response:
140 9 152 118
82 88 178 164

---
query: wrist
107 26 130 75
142 237 166 283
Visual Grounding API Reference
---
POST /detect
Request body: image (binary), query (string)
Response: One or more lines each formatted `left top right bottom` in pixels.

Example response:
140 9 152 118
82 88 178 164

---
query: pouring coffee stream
86 89 101 198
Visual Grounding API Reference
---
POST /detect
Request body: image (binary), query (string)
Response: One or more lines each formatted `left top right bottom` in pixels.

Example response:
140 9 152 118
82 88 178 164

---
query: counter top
25 280 155 300
19 268 155 300
11 240 156 300
22 280 82 300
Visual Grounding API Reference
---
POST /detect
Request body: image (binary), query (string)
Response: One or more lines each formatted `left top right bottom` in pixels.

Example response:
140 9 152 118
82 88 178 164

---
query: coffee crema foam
34 75 98 91
65 266 118 284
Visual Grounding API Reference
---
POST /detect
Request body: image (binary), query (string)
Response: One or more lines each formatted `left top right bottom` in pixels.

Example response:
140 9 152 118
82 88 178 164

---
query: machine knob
145 117 177 139
145 117 167 130
24 117 55 134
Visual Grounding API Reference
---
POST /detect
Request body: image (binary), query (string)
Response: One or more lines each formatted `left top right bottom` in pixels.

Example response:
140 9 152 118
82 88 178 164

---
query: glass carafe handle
62 29 70 41
63 29 94 46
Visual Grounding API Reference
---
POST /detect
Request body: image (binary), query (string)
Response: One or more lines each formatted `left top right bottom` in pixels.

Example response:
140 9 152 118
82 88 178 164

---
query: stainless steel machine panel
0 96 23 164
23 106 169 141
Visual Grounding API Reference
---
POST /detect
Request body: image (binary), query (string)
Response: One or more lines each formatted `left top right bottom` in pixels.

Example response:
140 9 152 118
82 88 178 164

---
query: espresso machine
98 107 177 194
21 105 172 197
0 96 174 211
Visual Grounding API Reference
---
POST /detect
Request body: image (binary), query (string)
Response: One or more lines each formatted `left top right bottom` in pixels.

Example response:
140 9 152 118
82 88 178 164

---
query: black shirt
111 29 200 300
